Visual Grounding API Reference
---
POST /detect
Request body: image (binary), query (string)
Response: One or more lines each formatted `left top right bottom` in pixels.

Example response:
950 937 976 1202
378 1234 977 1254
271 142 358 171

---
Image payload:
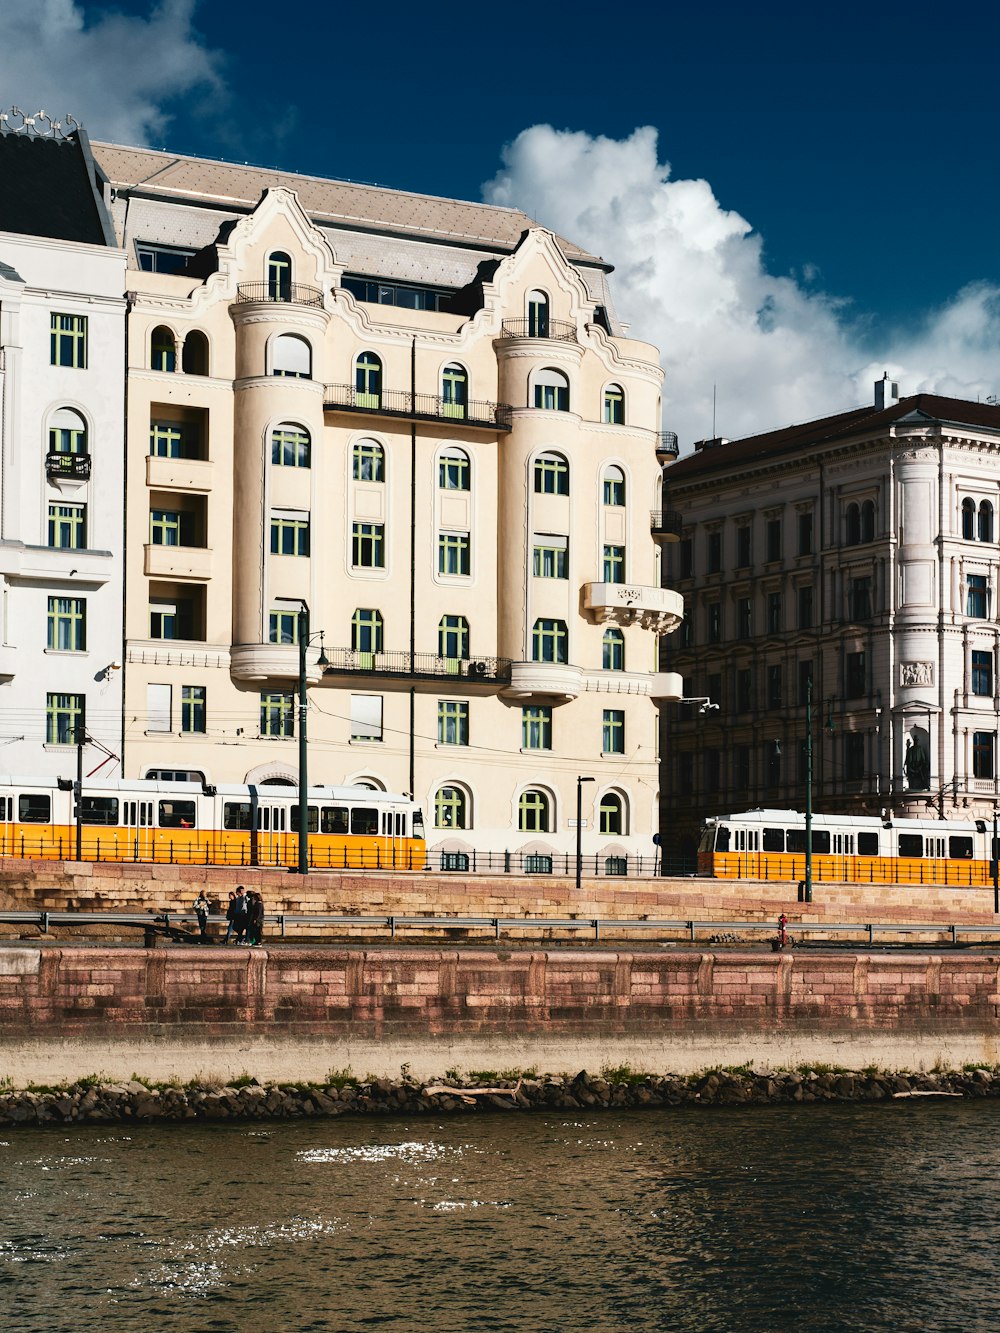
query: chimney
874 372 899 411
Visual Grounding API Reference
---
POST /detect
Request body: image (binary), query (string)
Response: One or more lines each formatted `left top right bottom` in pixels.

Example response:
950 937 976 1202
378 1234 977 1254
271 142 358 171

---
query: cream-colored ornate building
91 142 682 867
661 378 1000 857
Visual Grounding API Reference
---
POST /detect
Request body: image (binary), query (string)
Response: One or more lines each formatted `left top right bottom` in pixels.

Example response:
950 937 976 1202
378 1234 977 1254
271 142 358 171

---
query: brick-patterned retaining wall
1 944 999 1084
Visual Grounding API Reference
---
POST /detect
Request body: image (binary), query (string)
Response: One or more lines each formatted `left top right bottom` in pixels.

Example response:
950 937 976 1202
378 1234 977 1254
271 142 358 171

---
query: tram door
123 800 154 860
255 802 288 865
381 807 405 867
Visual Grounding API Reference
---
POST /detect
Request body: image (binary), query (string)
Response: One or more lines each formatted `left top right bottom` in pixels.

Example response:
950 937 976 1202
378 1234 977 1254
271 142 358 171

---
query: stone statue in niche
904 725 930 791
900 661 933 686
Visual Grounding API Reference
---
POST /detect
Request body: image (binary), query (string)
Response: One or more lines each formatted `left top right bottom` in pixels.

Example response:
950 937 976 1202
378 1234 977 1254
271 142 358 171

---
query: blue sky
3 0 1000 445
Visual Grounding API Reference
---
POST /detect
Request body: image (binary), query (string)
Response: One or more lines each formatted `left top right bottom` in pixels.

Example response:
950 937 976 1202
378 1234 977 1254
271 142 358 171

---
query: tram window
159 800 196 829
290 805 319 833
788 830 829 853
949 836 974 859
351 807 379 836
812 831 830 854
81 796 119 825
858 832 879 855
898 833 923 857
19 794 51 823
715 826 731 852
762 828 785 852
223 801 252 830
381 812 392 835
395 812 405 836
0 796 11 821
413 809 425 838
321 806 350 835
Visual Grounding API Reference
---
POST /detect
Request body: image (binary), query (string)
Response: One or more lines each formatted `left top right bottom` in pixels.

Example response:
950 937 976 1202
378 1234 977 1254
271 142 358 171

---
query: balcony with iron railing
657 431 680 459
323 385 512 430
650 509 683 541
322 648 512 684
499 318 578 342
235 282 324 308
45 451 91 480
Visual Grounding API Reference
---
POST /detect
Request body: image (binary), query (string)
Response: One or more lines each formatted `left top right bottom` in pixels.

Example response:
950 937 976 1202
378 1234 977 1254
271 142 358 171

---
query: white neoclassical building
89 140 683 868
660 377 1000 858
0 112 126 781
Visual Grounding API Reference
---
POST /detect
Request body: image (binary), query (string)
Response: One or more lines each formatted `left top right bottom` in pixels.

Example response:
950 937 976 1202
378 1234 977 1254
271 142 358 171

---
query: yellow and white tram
0 776 425 868
698 808 997 886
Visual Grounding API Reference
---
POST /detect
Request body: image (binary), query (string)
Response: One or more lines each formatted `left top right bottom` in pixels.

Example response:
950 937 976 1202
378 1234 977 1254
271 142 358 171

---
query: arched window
355 352 382 408
861 499 875 543
533 451 569 495
527 290 549 338
845 502 861 546
181 330 209 376
603 384 625 424
439 447 470 491
151 326 175 372
438 614 469 661
603 465 625 506
267 251 292 301
441 364 468 419
351 608 383 655
532 618 568 664
980 500 994 543
533 368 569 411
435 785 468 829
518 788 550 832
963 497 976 540
271 423 310 468
272 333 311 378
599 791 627 836
353 439 384 482
602 627 625 671
49 407 87 455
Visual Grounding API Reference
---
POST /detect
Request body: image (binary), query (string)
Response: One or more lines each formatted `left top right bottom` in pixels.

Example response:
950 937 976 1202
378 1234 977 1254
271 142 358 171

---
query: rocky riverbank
2 1065 999 1126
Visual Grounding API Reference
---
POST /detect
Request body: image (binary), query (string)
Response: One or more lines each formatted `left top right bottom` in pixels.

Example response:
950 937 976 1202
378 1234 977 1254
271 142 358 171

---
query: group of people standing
192 886 265 945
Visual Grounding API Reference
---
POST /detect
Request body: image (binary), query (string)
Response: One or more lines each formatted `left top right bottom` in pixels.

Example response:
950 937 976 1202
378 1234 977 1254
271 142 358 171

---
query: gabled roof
666 394 1000 484
0 118 114 246
91 141 608 267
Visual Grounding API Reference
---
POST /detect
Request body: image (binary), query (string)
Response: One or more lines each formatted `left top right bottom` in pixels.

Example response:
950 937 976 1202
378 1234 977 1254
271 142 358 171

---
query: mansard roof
0 111 115 246
666 394 1000 485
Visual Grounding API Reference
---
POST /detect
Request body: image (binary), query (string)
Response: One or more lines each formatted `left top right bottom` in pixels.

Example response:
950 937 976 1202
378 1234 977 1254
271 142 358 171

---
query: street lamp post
804 678 813 904
74 723 90 863
297 608 329 876
993 806 999 915
575 776 596 890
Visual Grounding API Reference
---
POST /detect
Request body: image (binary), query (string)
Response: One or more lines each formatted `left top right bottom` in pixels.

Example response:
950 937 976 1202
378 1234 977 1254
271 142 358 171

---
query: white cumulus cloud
484 125 1000 447
0 0 224 147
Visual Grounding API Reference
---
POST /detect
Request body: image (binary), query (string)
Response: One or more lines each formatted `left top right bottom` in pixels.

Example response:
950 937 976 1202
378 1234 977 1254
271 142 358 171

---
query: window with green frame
438 448 470 490
441 364 468 419
603 385 625 424
269 608 301 645
271 515 310 556
434 784 467 829
532 536 568 578
602 627 625 671
46 692 84 745
355 351 382 407
150 326 175 372
271 425 310 468
438 614 469 660
522 705 552 750
533 452 569 495
599 791 625 835
260 691 294 737
438 700 469 746
49 409 87 454
352 522 384 567
181 685 206 734
149 421 188 458
150 597 193 640
533 368 569 411
531 618 567 663
47 597 85 652
267 251 292 301
438 531 471 576
351 608 383 654
48 503 86 549
50 313 87 368
150 509 186 546
518 788 550 832
603 545 626 583
603 709 625 754
603 465 625 505
353 439 384 481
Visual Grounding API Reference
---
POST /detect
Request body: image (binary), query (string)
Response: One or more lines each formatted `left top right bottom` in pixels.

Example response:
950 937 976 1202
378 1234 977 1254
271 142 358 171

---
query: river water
2 1100 999 1332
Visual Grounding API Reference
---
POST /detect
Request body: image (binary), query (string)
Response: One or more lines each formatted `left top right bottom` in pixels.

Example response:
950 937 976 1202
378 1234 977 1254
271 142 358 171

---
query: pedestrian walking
193 891 210 943
223 891 237 943
246 890 265 947
231 885 248 943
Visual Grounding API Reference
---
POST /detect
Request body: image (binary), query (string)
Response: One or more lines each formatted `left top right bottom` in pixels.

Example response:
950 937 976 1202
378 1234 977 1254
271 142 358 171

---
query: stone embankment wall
0 857 997 941
1 944 999 1085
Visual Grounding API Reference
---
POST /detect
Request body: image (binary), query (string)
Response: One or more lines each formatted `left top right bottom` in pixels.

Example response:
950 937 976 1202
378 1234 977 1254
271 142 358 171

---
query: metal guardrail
5 909 1000 946
650 509 683 540
322 648 512 684
235 282 324 307
323 384 513 429
499 318 577 342
45 451 91 479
